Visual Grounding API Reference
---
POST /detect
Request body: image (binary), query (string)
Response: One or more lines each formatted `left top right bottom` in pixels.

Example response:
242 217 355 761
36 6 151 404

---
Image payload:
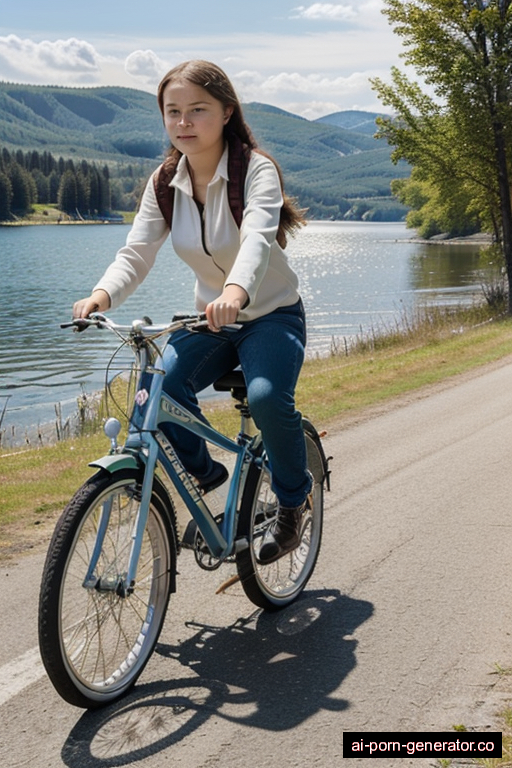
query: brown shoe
257 498 309 565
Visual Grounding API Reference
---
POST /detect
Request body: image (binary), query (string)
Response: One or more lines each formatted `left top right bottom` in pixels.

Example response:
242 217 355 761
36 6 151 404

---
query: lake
0 221 489 444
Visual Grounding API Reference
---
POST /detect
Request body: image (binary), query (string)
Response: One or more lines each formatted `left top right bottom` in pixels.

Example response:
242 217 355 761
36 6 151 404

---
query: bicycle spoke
39 471 175 706
236 425 325 610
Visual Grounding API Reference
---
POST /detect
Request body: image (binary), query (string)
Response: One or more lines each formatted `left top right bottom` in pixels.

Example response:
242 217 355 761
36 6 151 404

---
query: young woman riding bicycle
73 59 311 565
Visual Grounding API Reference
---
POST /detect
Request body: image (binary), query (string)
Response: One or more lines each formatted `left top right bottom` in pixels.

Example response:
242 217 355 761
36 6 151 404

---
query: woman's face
161 80 233 161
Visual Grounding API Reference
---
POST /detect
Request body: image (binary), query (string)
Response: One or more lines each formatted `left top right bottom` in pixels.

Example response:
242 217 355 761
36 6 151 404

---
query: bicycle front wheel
38 469 177 708
236 420 326 611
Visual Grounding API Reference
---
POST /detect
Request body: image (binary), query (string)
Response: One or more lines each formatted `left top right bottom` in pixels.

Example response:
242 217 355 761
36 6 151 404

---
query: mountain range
0 82 409 220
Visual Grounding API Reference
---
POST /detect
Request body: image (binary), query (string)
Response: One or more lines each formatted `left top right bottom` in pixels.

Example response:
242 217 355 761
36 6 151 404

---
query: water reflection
410 244 483 291
291 222 487 353
0 221 491 435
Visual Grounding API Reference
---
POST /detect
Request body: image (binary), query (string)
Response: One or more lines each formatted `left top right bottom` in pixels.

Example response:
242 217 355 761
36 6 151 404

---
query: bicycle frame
83 316 260 596
40 312 327 709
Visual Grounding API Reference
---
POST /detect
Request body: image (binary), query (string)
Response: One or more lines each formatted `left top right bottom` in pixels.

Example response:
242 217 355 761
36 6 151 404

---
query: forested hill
0 82 409 220
316 109 391 135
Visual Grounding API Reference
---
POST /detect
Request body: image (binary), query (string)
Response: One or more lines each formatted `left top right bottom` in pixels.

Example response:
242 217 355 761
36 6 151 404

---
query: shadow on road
61 589 373 766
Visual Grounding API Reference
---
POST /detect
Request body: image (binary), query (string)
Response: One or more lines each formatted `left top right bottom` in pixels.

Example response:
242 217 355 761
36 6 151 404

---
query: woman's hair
157 60 306 246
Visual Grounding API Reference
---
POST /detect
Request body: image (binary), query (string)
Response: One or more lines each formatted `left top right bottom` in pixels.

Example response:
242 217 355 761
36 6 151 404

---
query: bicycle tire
236 419 326 611
38 469 177 708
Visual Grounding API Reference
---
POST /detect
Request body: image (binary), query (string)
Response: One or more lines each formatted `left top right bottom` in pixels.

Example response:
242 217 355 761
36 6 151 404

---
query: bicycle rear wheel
236 420 327 611
38 469 177 708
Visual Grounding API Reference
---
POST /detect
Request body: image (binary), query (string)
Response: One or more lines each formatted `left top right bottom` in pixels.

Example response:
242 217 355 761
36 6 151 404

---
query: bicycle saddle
213 369 246 393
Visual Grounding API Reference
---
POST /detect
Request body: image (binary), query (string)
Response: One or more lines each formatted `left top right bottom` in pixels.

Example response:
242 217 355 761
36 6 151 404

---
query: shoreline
408 232 493 246
0 205 130 227
0 213 494 244
0 219 127 227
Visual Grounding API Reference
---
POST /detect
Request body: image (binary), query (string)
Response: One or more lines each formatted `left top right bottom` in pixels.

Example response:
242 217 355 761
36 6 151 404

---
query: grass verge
297 313 512 423
2 304 512 559
10 204 134 225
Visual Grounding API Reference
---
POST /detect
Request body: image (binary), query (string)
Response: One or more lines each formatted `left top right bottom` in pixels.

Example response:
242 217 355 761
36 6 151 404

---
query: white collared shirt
93 145 300 321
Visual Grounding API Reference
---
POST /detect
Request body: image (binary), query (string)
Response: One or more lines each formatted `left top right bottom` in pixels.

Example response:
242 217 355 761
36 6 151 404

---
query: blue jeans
160 300 311 508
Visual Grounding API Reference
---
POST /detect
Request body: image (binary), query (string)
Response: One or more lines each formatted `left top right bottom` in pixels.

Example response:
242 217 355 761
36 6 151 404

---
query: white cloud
265 71 368 95
124 49 169 85
232 68 385 116
285 100 348 120
292 4 357 21
0 34 103 83
0 20 404 116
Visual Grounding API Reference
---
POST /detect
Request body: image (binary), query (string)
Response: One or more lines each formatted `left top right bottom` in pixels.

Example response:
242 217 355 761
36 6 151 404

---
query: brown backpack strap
226 135 251 227
153 139 251 230
153 154 180 228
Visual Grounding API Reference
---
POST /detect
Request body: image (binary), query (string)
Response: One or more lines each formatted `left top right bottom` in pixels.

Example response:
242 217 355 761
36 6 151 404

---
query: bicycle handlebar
61 312 240 339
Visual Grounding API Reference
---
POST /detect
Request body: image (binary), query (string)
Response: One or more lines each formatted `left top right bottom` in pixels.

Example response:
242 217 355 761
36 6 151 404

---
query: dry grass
2 303 512 559
473 707 512 766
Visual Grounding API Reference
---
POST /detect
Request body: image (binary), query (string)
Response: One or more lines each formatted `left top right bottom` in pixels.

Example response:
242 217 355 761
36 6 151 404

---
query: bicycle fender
302 418 332 492
89 454 141 473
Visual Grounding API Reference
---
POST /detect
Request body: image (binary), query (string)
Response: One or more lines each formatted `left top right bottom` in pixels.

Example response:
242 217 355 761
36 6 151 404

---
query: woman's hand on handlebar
205 285 248 332
73 289 111 319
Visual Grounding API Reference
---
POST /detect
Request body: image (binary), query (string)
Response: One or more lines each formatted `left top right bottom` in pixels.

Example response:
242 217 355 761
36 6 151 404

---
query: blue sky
0 1 405 118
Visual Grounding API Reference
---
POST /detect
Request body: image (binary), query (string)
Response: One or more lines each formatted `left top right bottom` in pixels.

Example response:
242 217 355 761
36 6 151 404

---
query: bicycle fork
82 434 253 598
83 438 160 598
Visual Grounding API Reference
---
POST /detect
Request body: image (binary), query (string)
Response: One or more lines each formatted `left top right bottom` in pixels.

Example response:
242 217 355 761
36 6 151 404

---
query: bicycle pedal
194 546 223 571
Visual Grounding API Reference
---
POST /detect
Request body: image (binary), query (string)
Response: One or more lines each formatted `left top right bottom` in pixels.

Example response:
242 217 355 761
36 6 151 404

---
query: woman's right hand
73 289 111 318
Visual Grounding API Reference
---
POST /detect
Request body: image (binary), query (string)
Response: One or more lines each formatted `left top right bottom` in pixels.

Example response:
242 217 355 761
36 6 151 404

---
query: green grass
3 300 512 755
2 303 512 556
17 205 134 225
0 433 105 530
297 317 512 421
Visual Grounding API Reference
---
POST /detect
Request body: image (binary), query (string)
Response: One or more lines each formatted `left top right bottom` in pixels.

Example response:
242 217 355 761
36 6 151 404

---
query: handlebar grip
60 319 92 332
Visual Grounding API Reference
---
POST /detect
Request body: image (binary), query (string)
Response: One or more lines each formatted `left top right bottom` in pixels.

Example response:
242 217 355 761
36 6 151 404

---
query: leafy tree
371 0 512 310
391 169 482 238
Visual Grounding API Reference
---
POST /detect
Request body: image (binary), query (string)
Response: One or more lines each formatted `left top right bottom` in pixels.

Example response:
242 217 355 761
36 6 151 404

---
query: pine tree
57 169 78 215
9 162 36 214
32 169 50 204
0 172 13 220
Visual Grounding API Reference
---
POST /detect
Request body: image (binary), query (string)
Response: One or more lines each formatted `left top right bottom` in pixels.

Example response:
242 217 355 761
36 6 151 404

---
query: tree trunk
492 124 512 312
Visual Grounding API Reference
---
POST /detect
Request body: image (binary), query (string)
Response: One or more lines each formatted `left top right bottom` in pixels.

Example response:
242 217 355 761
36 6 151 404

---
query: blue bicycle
38 313 330 708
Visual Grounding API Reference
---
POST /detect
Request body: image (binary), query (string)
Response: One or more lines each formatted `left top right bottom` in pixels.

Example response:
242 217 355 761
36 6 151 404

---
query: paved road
2 359 512 767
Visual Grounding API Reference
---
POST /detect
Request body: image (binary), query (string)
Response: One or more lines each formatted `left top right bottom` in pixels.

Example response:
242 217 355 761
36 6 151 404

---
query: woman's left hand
205 284 248 331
